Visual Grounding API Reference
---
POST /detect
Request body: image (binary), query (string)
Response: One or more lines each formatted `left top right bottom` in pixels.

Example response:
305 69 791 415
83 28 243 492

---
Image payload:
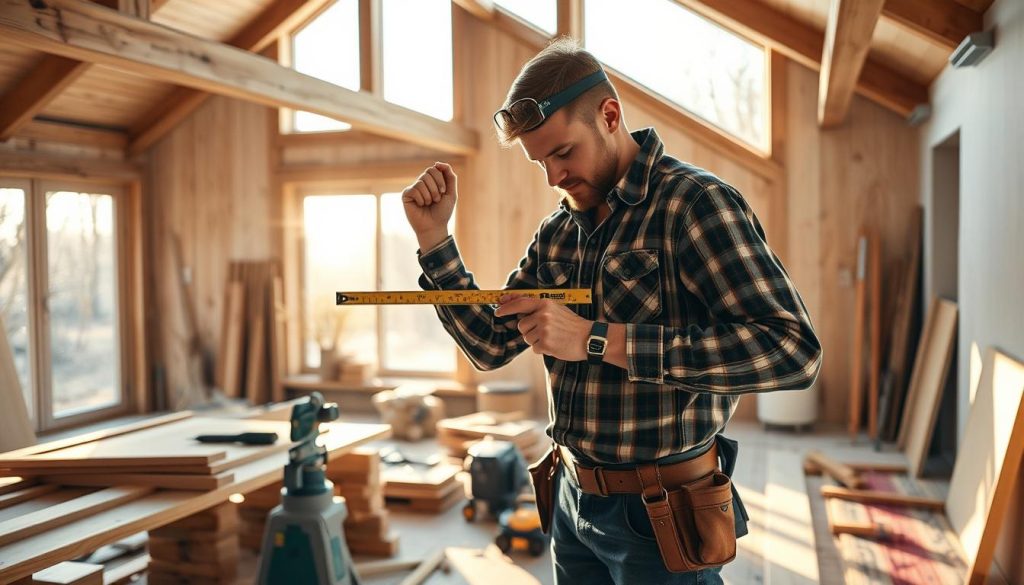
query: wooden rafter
0 55 90 141
675 0 927 118
557 0 583 39
128 0 335 154
819 0 886 128
0 0 479 155
451 0 495 22
882 0 983 50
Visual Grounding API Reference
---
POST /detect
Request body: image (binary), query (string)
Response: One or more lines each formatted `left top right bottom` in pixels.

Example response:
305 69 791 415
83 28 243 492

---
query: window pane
495 0 557 35
45 191 119 417
584 0 766 149
292 0 360 132
379 193 455 373
382 0 453 121
303 195 377 370
0 188 32 419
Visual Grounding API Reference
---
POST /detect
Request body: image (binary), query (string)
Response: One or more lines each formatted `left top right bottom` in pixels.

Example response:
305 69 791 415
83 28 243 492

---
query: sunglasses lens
494 100 544 134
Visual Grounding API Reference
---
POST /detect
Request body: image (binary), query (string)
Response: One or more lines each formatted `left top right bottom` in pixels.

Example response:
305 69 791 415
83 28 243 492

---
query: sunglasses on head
493 69 609 136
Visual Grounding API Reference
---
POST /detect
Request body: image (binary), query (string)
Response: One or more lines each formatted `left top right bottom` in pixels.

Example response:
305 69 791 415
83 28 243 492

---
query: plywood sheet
947 348 1024 582
901 298 958 477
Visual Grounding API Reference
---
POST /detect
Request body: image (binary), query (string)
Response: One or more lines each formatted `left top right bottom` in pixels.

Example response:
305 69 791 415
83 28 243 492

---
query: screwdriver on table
194 432 279 445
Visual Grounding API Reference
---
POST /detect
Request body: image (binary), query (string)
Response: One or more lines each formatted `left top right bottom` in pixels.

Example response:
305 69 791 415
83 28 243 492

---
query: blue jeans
551 464 725 585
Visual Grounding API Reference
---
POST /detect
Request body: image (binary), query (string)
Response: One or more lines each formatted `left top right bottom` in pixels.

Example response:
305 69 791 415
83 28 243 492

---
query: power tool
256 392 360 585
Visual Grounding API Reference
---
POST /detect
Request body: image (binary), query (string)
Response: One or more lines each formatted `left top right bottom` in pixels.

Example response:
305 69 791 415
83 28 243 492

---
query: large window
291 0 360 132
301 189 456 376
382 0 453 121
584 0 767 150
0 180 127 431
495 0 557 35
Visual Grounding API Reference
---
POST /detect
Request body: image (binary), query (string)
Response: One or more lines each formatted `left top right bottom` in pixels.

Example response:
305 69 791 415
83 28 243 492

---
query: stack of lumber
147 502 240 584
217 260 287 405
329 447 398 557
382 461 464 514
236 482 281 552
436 411 546 462
0 416 297 491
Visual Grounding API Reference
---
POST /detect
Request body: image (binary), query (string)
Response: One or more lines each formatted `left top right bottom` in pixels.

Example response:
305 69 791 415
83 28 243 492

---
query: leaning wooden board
947 348 1024 584
0 417 298 473
0 421 390 582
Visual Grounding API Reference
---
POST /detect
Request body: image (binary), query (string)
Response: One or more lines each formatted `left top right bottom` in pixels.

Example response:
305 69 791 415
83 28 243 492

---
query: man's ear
599 98 622 133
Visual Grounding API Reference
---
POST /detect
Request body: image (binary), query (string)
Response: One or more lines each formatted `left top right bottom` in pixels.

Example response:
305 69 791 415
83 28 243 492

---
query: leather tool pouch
637 464 737 572
528 446 560 534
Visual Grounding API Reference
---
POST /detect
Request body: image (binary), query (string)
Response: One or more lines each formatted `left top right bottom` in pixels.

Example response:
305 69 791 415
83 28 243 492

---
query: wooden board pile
236 482 280 553
147 502 240 584
218 260 287 405
382 462 465 514
0 417 296 491
329 447 399 557
436 411 546 462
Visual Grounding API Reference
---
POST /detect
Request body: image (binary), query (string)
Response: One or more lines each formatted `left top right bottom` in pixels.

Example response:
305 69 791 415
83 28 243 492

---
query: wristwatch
586 321 609 365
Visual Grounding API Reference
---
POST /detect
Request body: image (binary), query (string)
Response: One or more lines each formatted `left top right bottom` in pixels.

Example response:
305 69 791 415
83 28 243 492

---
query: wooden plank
882 207 923 441
882 0 983 50
0 485 59 510
13 119 127 149
244 266 268 404
218 280 245 398
804 450 865 489
0 486 152 548
556 0 582 38
27 561 103 585
947 348 1024 584
452 0 494 21
0 0 478 155
868 229 882 439
40 471 235 491
127 0 334 155
818 0 886 127
820 485 945 510
0 412 191 459
0 421 390 582
0 55 90 141
848 231 868 437
0 150 141 183
900 298 958 477
673 0 927 118
0 313 35 453
270 275 286 403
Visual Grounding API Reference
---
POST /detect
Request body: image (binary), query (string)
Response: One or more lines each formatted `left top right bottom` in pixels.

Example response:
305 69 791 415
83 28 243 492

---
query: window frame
294 180 458 380
1 178 134 433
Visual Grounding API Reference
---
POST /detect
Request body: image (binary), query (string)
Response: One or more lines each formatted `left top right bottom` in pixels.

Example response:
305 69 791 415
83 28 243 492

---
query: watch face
587 337 607 355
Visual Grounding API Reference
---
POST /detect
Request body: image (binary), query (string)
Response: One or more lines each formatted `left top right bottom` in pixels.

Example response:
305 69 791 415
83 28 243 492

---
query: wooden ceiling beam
0 0 478 155
881 0 983 50
451 0 495 22
674 0 927 118
819 0 886 128
0 55 91 141
128 0 335 154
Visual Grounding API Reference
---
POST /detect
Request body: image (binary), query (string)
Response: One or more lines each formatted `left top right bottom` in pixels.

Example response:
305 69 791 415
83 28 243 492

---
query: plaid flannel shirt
418 128 821 464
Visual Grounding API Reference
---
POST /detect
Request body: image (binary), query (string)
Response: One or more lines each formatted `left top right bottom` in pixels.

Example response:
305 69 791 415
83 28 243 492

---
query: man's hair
497 37 618 146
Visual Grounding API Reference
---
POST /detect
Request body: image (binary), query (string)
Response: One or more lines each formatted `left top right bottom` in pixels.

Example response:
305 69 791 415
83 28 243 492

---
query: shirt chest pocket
537 261 575 288
601 249 662 323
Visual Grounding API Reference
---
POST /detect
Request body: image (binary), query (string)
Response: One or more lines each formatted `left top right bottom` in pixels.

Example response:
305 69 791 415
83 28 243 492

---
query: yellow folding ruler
335 289 591 306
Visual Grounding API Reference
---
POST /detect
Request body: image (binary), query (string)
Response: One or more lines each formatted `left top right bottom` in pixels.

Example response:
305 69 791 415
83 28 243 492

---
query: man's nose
545 164 565 188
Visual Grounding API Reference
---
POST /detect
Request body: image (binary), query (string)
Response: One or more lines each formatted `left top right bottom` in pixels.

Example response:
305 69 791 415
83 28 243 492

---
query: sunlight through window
495 0 557 35
585 0 767 150
292 0 360 132
382 0 453 121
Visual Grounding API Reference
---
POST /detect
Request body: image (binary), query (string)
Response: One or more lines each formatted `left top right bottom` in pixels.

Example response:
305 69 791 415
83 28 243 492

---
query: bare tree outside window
0 188 31 415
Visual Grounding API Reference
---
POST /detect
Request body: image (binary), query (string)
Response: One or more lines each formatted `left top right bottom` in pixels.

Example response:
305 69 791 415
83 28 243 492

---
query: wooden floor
225 417 935 585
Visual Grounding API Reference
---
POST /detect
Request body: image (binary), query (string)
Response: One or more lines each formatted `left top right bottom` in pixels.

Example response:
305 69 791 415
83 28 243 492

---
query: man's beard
560 147 619 212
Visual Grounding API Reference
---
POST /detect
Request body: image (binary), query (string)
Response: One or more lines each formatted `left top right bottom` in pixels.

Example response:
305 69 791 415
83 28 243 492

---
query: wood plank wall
145 96 275 409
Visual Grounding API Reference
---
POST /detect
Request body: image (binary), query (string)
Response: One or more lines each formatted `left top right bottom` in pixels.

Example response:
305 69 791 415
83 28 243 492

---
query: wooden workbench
0 420 390 582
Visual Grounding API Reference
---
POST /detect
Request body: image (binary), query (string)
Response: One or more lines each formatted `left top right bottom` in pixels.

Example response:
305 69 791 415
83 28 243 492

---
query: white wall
920 0 1024 579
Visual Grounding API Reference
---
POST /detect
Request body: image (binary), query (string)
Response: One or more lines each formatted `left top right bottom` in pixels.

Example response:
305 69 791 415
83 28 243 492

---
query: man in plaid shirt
402 39 821 584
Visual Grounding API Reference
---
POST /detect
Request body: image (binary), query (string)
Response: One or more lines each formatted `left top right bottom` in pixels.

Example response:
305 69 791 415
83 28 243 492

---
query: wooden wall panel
146 95 273 408
786 58 920 425
42 65 174 129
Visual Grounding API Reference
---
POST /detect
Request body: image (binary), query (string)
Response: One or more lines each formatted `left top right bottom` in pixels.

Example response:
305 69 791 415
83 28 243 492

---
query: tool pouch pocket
528 446 559 535
643 470 737 572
